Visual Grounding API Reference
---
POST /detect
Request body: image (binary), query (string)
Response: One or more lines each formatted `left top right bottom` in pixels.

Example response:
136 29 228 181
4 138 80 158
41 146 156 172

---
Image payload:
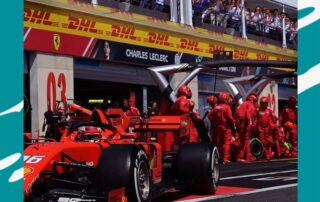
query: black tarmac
155 158 297 202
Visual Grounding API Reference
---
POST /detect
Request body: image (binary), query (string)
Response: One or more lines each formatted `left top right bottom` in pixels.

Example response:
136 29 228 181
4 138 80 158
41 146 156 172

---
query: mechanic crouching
208 92 235 164
279 96 297 157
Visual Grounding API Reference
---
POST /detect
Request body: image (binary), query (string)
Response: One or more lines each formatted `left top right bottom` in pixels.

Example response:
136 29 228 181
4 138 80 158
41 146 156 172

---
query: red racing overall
170 86 198 144
209 93 234 164
235 96 257 162
269 114 283 158
279 96 297 157
124 106 141 116
256 107 274 160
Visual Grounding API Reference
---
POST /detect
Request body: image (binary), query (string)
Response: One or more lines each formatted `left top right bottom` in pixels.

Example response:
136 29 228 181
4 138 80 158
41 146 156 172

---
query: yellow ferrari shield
53 34 60 51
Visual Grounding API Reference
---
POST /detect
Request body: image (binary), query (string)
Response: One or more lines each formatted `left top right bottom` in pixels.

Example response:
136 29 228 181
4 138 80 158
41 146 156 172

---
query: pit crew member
208 92 235 164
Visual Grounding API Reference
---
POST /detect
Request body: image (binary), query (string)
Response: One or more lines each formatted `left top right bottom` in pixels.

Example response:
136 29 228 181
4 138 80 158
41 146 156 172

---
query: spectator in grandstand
219 0 227 12
245 8 251 21
276 11 286 31
197 0 211 8
274 13 291 41
262 7 267 16
289 21 297 45
193 0 211 18
201 2 221 23
140 0 153 9
251 7 263 31
117 0 131 11
213 0 228 27
285 16 292 31
215 0 226 25
192 0 202 16
263 9 274 33
154 0 164 12
227 0 241 31
271 9 281 28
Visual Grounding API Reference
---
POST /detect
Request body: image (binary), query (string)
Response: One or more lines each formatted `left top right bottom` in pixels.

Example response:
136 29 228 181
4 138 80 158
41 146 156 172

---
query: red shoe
237 159 246 163
284 150 292 158
223 160 231 165
247 157 256 162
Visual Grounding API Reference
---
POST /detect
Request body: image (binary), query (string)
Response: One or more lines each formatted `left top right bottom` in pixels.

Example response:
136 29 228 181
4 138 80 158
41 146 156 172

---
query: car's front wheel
96 145 152 202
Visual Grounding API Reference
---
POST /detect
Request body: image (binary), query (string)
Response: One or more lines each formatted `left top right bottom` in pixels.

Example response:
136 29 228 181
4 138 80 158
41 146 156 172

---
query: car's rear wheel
177 142 220 194
134 153 151 201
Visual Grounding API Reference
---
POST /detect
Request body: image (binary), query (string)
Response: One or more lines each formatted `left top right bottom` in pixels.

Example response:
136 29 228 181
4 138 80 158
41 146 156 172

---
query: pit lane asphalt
155 158 297 202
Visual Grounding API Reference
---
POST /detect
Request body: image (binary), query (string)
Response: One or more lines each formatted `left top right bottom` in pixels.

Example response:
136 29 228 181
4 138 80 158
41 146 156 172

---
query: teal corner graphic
298 1 320 202
0 1 23 201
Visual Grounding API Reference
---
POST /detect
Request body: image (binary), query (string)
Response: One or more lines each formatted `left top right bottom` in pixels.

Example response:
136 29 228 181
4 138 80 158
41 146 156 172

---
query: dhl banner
24 26 296 80
24 0 297 61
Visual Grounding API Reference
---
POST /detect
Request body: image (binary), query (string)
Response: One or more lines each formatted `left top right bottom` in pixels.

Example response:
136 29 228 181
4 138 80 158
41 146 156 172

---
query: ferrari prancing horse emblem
53 34 60 51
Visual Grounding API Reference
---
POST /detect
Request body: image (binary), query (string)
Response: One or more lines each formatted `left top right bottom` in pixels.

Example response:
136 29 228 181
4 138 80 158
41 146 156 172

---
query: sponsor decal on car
24 155 46 164
24 166 34 177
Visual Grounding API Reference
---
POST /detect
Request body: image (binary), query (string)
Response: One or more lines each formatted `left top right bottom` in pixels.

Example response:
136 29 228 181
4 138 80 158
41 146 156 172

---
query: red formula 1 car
24 106 220 202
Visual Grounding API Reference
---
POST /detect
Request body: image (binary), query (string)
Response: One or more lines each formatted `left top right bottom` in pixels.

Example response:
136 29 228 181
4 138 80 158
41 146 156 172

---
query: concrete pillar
170 0 179 23
29 52 74 137
282 5 287 48
143 87 148 114
170 72 199 110
241 0 247 39
179 0 193 26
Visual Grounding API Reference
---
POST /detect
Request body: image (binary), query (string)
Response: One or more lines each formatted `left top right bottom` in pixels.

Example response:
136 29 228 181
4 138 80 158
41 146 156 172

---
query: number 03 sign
47 72 67 113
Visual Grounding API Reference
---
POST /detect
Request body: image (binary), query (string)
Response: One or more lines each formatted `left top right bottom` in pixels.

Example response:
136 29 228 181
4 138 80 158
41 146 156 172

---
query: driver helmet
78 126 102 142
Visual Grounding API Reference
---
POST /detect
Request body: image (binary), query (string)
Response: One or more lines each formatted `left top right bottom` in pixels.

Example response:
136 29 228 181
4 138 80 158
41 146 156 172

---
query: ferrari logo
53 34 60 51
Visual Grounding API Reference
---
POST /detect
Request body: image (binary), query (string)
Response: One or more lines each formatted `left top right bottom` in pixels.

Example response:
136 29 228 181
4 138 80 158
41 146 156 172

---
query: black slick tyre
177 142 220 194
96 145 152 202
250 138 264 159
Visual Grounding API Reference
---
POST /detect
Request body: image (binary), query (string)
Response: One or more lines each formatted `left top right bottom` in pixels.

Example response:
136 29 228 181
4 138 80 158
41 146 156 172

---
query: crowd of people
168 85 297 164
193 0 297 45
92 0 297 45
